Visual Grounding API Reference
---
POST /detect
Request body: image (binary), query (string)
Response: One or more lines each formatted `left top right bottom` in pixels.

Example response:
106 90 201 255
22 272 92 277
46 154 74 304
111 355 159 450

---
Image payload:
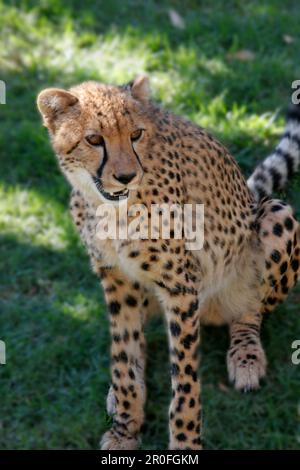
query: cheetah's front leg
99 267 146 450
156 274 202 450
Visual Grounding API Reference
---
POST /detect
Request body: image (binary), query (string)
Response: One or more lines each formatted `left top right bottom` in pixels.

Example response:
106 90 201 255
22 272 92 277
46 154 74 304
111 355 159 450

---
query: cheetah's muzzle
92 176 129 201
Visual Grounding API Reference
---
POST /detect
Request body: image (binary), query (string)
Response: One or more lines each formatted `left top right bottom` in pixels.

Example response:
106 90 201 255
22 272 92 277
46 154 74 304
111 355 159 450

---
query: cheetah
37 76 300 450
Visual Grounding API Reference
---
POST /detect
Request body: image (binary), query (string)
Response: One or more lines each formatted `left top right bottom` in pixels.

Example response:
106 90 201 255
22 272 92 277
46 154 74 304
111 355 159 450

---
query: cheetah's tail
247 102 300 202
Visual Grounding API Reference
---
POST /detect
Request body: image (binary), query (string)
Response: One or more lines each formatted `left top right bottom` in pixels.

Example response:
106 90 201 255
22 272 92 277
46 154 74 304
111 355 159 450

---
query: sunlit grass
0 186 70 247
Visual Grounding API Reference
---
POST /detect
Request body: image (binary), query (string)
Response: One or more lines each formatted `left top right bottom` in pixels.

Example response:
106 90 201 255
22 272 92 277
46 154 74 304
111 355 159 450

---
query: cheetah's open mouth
92 177 129 201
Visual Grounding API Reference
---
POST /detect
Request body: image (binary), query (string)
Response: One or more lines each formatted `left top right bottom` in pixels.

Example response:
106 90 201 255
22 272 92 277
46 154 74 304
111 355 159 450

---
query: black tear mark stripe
66 141 80 154
94 135 142 180
132 147 145 174
96 139 108 179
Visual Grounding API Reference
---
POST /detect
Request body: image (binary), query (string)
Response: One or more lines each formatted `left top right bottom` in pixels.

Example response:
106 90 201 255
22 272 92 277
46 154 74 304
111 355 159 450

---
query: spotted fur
37 77 300 450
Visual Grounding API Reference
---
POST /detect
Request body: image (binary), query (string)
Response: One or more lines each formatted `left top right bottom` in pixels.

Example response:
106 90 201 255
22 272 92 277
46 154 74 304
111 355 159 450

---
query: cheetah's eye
131 129 144 142
86 134 104 147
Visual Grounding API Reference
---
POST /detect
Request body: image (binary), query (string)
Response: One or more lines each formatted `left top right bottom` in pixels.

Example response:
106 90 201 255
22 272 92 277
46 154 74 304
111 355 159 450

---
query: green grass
0 0 300 450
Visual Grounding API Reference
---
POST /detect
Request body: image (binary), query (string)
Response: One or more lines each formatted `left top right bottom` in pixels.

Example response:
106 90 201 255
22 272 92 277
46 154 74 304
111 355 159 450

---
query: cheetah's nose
113 173 137 185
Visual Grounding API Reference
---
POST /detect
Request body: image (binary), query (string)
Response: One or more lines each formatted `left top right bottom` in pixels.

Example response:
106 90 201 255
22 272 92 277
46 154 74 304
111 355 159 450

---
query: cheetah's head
37 76 153 204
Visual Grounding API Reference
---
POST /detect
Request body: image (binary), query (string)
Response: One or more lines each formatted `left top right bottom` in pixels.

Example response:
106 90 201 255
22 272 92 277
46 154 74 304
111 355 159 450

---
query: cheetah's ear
37 88 79 128
130 75 150 102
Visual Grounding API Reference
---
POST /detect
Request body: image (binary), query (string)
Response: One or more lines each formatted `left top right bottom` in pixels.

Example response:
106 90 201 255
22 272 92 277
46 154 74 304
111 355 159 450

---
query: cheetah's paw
227 343 267 391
